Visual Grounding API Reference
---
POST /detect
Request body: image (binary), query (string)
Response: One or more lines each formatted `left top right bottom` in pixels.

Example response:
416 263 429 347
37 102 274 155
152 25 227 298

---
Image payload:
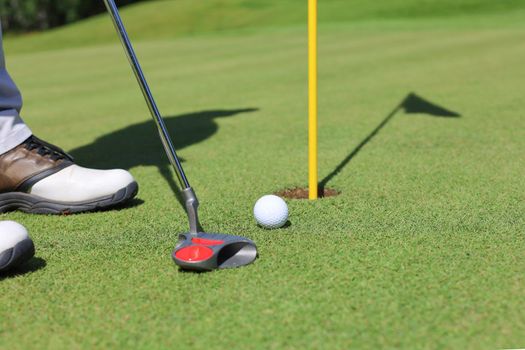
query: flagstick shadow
319 92 460 192
318 103 401 191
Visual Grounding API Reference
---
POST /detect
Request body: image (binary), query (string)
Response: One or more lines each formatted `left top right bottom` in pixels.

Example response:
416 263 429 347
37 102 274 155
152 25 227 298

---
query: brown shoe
0 136 138 214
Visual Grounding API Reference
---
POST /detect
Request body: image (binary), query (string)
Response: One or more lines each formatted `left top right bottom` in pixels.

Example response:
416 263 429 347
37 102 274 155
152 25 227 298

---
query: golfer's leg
0 23 31 155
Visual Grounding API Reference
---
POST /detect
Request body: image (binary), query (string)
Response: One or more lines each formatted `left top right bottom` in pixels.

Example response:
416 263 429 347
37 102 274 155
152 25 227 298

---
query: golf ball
253 195 289 229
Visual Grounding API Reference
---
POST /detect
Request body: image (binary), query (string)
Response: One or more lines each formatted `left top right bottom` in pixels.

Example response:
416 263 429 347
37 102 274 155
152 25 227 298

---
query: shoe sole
0 181 138 215
0 238 35 272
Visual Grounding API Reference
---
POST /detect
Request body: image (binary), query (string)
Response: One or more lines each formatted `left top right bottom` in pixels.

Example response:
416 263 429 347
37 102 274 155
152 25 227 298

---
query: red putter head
172 233 257 271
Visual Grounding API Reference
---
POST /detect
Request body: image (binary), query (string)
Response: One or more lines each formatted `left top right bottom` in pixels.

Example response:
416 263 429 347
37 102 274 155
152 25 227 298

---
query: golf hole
275 187 340 200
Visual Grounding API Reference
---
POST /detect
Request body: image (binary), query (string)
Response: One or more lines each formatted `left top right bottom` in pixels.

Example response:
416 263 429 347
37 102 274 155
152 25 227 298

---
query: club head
172 232 257 271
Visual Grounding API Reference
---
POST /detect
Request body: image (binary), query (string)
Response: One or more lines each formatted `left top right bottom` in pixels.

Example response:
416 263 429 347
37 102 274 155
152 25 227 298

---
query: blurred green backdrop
0 0 142 31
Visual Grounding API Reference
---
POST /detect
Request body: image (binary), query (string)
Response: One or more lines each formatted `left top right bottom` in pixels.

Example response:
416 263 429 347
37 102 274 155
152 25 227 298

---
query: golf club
103 0 257 271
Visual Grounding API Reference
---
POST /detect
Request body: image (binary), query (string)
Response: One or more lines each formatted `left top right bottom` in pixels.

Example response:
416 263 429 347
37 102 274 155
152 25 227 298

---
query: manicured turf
1 1 524 348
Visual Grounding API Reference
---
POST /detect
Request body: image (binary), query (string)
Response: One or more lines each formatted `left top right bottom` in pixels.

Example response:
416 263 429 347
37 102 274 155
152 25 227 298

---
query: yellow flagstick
308 0 318 199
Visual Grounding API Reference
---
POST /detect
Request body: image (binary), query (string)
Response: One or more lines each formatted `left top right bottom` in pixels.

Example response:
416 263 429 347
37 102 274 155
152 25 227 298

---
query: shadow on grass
101 198 145 212
70 108 258 207
0 257 46 280
319 93 460 191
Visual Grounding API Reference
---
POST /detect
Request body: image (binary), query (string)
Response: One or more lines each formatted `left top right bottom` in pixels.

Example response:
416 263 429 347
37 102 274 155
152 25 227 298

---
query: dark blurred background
0 0 144 31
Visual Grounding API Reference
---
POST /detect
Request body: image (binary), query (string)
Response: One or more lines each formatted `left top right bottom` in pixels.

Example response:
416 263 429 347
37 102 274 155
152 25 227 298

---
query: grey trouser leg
0 22 32 155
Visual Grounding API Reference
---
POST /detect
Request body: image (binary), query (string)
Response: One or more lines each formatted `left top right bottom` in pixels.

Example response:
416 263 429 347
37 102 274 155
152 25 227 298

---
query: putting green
1 1 524 348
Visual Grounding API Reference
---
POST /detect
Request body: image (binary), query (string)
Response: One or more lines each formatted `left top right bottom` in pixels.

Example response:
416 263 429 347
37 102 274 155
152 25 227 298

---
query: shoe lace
24 136 74 162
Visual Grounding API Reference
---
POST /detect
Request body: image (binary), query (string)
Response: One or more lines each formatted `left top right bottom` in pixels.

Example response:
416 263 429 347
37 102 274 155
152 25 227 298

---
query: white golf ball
253 195 289 229
0 221 30 253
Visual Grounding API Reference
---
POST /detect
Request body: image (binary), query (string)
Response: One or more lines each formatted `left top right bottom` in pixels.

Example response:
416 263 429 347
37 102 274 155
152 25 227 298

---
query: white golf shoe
0 221 35 272
0 136 138 214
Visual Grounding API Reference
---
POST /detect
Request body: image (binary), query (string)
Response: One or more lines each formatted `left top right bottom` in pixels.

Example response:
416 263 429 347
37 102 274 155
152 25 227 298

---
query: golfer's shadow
69 108 258 205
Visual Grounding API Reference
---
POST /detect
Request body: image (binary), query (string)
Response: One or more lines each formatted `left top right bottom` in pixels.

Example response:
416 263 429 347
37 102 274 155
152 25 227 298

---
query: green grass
1 1 525 349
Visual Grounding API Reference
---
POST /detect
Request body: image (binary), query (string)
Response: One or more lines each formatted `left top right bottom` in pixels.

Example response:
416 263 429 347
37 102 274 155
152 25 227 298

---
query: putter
103 0 257 271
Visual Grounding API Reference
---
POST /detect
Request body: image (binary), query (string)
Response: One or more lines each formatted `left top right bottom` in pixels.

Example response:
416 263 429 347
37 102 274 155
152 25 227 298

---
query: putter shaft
104 0 203 234
103 0 190 190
